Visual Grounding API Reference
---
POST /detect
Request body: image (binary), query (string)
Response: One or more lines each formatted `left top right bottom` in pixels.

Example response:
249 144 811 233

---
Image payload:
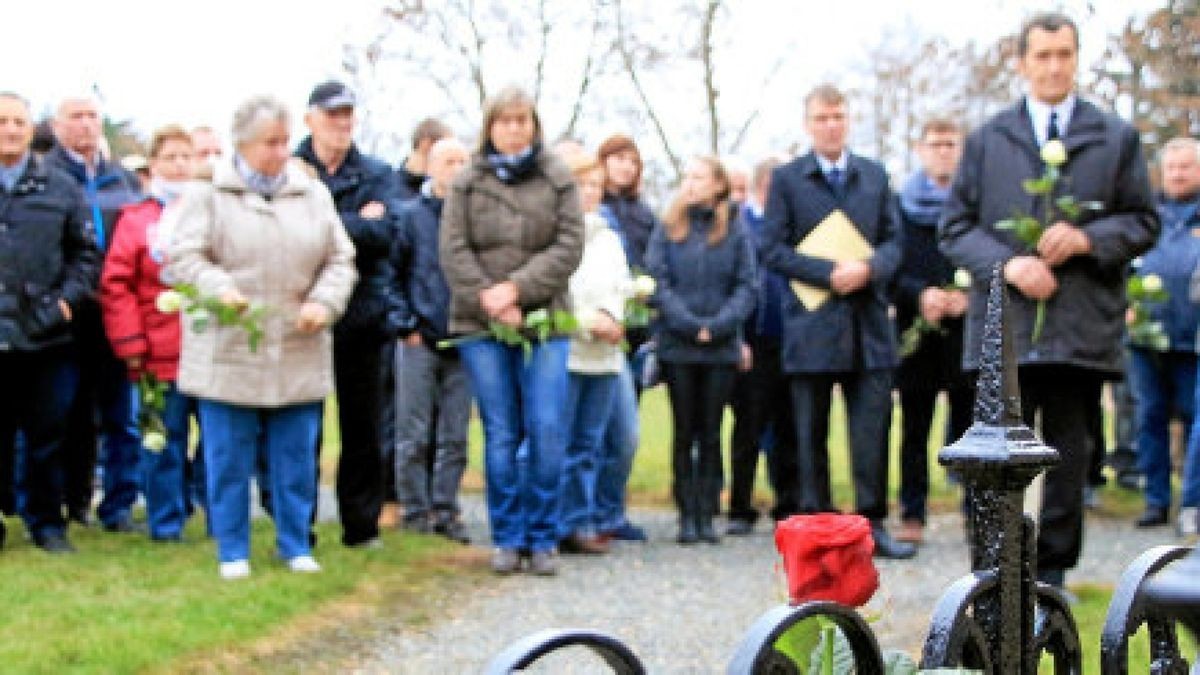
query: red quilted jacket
100 198 182 381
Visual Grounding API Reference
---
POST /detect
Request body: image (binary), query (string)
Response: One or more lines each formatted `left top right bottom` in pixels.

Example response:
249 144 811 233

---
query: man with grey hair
1138 137 1200 535
295 80 404 548
0 92 100 553
45 94 144 533
391 137 473 542
940 12 1158 587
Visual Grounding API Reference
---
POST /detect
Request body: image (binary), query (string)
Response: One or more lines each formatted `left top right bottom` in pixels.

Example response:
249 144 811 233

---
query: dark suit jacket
939 98 1159 375
760 151 902 373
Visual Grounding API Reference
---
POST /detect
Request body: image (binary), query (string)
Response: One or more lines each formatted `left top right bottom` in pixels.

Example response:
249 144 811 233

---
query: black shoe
698 517 720 544
0 518 6 549
34 531 76 554
726 518 754 536
1136 505 1170 528
677 518 699 545
434 517 471 545
1037 567 1065 588
402 514 433 534
870 522 916 560
103 517 147 534
68 507 92 527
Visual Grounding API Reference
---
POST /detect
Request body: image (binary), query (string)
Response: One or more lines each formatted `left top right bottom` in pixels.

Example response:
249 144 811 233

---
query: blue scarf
485 142 540 184
899 170 950 227
234 154 287 197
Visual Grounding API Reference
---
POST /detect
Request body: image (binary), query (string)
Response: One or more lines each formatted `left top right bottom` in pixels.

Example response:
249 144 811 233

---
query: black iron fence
483 267 1199 674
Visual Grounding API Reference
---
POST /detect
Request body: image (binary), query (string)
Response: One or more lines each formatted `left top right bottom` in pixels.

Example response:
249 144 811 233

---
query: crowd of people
1 11 1198 589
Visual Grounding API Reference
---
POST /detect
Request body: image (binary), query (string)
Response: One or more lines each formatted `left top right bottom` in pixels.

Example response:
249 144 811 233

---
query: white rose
953 269 972 289
143 431 167 452
155 290 183 314
1041 139 1067 167
633 275 657 298
1142 274 1164 293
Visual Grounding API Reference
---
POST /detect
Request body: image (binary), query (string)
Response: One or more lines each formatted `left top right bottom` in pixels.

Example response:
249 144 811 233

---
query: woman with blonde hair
645 155 756 544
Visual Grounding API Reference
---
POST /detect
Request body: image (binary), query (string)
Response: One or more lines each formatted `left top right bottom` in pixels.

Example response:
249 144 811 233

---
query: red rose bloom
775 514 879 607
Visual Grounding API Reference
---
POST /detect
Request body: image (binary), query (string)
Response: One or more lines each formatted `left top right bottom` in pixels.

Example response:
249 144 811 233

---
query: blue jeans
95 356 143 527
198 399 321 562
143 385 197 540
558 372 618 538
1130 348 1197 508
596 364 639 532
1181 362 1200 509
459 337 569 552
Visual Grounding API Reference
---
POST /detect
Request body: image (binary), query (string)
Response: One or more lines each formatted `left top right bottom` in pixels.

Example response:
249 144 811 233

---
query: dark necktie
827 167 845 198
1048 111 1061 142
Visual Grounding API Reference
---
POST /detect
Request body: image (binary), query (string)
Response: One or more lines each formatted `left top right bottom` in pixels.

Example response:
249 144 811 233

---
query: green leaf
1126 276 1143 296
772 617 823 667
192 317 209 333
1022 176 1054 195
1055 196 1081 221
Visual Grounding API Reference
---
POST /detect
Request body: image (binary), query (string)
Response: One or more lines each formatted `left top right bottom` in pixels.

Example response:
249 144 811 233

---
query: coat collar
212 157 312 198
995 98 1109 163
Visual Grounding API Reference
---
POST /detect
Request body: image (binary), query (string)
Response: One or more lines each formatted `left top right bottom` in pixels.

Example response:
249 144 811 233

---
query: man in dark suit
761 84 914 559
940 12 1158 587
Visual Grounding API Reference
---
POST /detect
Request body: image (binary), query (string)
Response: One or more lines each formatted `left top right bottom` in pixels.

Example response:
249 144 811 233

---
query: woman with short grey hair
168 95 357 579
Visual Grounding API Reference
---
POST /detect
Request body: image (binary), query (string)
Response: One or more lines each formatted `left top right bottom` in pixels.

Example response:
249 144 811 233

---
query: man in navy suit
761 84 914 559
940 12 1157 587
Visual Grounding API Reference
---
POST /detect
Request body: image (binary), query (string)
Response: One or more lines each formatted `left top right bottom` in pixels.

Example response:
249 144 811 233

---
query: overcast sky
2 0 1162 164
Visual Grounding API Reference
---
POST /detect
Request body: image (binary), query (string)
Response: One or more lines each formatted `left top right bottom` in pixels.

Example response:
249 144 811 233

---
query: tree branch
700 0 721 154
614 0 682 178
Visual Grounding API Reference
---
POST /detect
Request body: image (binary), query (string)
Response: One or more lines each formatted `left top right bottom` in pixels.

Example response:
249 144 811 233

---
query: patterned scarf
485 142 541 184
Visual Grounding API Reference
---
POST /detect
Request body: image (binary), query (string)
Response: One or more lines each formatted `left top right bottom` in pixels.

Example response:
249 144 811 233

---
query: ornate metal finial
972 264 1023 427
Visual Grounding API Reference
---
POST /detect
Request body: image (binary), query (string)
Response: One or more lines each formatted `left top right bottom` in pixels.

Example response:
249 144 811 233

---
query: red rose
774 514 879 607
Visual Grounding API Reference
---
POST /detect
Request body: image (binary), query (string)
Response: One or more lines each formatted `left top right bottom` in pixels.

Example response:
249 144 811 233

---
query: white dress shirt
1026 94 1076 147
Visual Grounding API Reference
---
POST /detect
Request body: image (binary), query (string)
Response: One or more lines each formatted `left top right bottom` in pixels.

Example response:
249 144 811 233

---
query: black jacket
939 99 1159 374
392 191 452 345
394 162 425 201
760 151 902 373
892 191 965 388
295 138 405 342
0 154 100 352
645 206 757 365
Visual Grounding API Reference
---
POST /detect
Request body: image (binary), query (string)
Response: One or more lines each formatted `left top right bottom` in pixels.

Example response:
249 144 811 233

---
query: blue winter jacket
645 205 757 365
1138 194 1200 352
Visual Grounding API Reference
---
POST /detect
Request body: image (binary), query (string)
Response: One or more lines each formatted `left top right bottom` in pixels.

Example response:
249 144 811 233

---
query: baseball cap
308 81 356 110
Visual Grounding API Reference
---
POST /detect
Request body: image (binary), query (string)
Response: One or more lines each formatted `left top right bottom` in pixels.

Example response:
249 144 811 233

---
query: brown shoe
378 502 400 529
560 533 610 555
896 519 924 545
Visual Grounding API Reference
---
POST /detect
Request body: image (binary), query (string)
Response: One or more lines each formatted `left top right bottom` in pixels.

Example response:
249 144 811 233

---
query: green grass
0 516 475 674
1060 583 1197 674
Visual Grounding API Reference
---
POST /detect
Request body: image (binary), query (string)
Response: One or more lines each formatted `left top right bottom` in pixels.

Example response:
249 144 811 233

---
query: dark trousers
897 381 973 523
664 362 736 518
729 341 798 522
380 341 398 503
790 369 892 520
1019 365 1103 573
333 336 385 545
0 348 76 538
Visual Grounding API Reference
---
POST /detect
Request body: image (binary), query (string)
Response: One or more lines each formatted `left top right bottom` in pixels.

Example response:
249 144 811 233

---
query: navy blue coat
295 138 406 342
1139 194 1200 352
0 154 100 352
939 99 1158 374
644 206 757 365
392 192 453 345
760 152 902 373
601 191 659 273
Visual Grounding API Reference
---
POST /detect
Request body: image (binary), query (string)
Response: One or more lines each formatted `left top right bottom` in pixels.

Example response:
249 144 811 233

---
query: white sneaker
219 560 251 580
287 555 322 573
1178 507 1198 537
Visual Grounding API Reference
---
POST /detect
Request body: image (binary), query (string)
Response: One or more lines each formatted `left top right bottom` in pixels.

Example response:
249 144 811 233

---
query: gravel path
339 497 1179 674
